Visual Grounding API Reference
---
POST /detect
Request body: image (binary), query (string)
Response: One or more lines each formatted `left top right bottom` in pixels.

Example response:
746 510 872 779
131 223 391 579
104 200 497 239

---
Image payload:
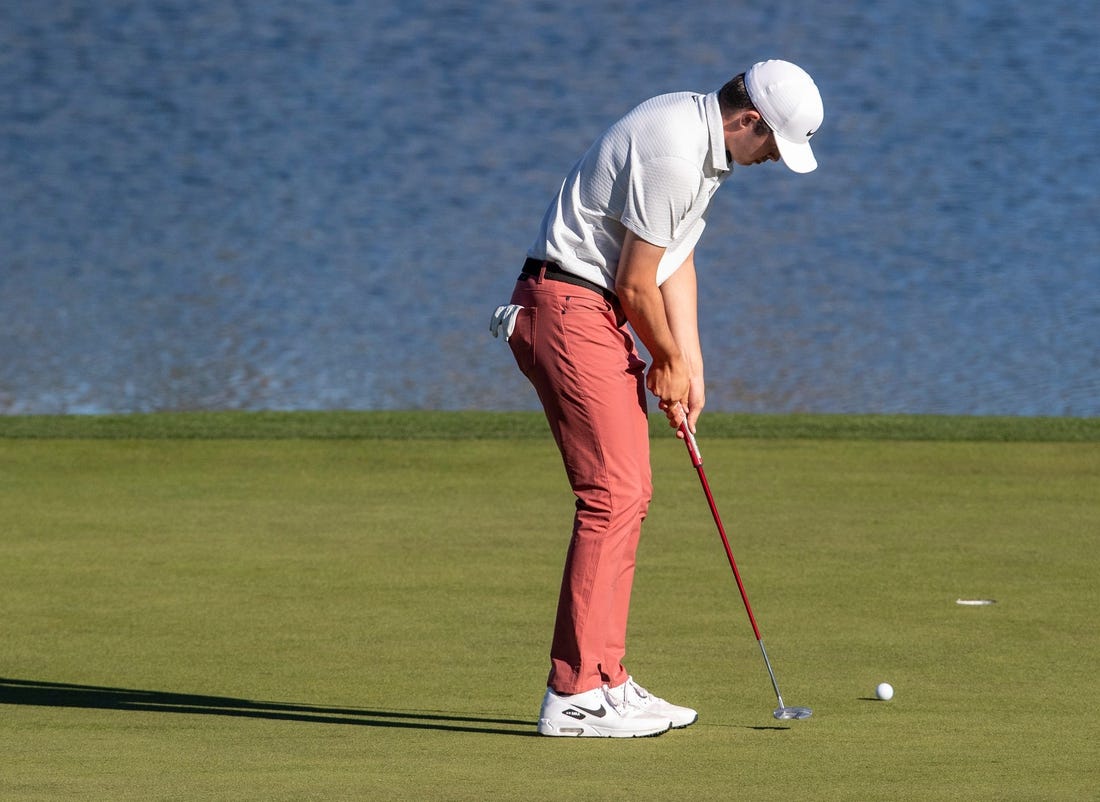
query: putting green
1 413 1097 799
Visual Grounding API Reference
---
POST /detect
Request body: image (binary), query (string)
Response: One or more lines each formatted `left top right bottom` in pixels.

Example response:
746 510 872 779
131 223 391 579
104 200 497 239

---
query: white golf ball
875 682 894 701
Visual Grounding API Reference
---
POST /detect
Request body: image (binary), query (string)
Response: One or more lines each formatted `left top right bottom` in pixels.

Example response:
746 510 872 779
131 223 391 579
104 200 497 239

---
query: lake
2 0 1097 416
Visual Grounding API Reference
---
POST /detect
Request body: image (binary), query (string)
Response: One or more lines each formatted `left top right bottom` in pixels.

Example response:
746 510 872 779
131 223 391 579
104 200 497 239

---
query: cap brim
775 136 817 174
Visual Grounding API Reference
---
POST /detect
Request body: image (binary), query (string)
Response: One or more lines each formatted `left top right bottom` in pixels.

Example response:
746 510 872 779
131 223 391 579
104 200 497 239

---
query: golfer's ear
725 111 756 133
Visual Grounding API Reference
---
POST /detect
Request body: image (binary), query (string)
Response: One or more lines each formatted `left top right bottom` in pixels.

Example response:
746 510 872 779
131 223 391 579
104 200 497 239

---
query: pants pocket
507 306 538 377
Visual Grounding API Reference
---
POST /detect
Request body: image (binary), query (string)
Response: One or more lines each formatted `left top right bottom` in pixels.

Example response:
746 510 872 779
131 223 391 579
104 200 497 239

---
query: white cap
744 60 824 173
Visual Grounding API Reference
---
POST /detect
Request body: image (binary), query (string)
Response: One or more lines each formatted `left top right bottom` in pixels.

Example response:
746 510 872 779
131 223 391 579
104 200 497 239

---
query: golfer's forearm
618 284 682 366
660 255 703 378
616 231 681 366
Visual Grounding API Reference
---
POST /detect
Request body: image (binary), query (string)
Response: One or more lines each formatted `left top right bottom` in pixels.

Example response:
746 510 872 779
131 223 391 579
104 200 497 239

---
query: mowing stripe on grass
1 410 1097 441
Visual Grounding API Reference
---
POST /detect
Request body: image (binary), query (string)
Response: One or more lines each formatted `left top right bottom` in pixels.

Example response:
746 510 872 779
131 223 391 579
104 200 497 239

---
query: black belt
520 258 617 303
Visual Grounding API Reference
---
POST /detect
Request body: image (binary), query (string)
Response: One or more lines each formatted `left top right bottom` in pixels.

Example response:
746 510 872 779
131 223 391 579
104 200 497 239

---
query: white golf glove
490 304 524 341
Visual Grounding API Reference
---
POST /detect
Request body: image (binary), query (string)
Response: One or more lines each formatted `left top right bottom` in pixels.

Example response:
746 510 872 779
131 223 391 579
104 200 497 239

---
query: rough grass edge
0 411 1097 441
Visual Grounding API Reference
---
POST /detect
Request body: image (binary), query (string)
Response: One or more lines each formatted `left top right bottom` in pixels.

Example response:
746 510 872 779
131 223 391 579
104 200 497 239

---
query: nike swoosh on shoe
567 704 607 718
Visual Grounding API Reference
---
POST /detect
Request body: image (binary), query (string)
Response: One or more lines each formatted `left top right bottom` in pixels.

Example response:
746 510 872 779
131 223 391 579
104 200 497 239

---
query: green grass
1 412 1098 799
1 409 1097 441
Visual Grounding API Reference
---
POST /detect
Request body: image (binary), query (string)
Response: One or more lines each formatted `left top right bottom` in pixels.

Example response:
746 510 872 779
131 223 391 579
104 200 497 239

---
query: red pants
508 272 652 695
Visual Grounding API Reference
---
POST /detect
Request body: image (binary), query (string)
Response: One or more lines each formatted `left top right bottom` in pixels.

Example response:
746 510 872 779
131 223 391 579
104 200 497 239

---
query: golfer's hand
648 357 690 426
674 377 705 436
668 378 705 437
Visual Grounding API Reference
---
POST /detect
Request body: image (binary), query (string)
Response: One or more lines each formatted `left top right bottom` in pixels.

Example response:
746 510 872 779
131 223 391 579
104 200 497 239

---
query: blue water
2 0 1098 416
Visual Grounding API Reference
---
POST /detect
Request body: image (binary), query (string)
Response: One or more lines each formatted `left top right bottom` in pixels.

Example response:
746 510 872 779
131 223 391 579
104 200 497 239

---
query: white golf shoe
536 685 672 738
612 677 698 729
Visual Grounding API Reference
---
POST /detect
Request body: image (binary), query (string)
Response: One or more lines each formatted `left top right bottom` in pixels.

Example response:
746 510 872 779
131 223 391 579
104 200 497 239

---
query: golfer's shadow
0 677 535 737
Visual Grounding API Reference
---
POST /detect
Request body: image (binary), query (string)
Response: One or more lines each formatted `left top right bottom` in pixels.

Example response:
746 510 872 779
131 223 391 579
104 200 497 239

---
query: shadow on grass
0 677 536 737
745 725 792 731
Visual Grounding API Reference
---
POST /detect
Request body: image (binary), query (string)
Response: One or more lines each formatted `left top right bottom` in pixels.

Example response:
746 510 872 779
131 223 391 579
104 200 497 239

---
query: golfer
492 60 824 737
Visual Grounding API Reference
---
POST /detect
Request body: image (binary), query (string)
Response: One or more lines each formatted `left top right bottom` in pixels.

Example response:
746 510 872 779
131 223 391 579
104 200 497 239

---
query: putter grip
679 421 703 468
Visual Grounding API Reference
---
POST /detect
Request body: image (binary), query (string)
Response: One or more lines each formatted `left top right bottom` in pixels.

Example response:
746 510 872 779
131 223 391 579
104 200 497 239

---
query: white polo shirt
529 90 731 289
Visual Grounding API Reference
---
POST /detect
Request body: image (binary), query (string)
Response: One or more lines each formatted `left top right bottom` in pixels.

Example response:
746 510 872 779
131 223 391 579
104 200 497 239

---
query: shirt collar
703 91 730 173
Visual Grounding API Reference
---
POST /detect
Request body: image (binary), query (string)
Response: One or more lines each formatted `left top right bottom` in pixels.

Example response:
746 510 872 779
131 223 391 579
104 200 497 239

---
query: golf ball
876 682 894 701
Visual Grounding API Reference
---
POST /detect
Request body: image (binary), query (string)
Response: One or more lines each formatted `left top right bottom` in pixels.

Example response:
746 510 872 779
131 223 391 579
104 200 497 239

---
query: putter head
773 706 813 720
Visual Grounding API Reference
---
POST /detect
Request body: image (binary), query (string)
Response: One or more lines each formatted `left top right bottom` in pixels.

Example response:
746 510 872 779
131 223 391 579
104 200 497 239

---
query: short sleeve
619 156 701 247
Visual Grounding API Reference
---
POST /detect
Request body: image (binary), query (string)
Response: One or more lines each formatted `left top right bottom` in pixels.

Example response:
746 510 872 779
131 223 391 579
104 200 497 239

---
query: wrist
654 352 686 371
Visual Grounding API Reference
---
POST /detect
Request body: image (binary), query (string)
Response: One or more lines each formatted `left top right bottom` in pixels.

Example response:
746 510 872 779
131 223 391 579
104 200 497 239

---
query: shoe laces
626 677 652 702
606 677 653 713
602 683 629 715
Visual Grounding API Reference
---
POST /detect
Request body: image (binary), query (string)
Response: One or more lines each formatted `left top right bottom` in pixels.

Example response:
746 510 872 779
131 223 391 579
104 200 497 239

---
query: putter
678 418 812 721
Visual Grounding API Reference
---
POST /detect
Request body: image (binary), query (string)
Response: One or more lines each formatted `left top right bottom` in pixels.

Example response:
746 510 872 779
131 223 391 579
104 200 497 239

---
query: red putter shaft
678 420 763 642
676 413 812 720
